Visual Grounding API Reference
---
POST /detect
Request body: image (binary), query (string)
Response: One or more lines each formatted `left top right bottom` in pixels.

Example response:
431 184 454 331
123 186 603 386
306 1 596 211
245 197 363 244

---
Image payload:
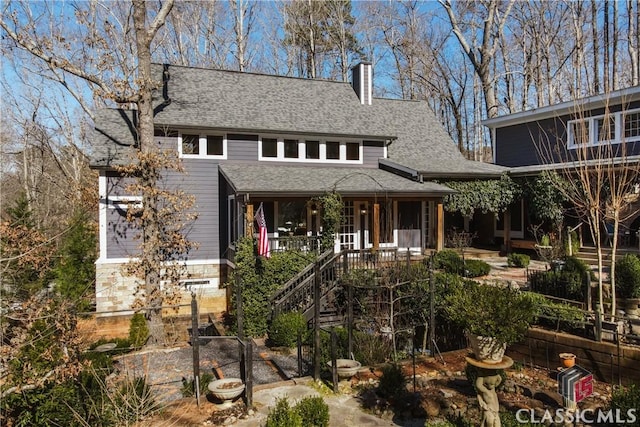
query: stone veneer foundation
95 261 227 317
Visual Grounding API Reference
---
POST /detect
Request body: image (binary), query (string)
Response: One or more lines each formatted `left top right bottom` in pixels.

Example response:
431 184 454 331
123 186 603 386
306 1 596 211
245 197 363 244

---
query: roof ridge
153 62 353 86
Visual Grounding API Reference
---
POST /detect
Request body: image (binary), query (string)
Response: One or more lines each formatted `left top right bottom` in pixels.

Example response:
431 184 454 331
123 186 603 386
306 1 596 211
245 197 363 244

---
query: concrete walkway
233 378 424 427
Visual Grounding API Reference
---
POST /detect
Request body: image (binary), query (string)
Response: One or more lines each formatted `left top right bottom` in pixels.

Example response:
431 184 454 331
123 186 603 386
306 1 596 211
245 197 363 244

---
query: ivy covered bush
227 237 316 337
507 253 530 268
268 311 309 348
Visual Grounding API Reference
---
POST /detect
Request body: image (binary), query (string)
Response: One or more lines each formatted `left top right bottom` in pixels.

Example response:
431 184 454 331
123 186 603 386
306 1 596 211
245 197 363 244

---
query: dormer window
179 132 227 158
259 135 362 163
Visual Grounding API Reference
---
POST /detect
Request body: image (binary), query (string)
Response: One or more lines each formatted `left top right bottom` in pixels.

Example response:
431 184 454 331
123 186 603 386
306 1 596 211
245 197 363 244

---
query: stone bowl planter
327 359 362 379
468 334 506 364
208 378 245 408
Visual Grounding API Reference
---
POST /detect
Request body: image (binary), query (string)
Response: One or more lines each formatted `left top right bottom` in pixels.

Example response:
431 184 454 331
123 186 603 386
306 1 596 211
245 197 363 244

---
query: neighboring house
90 62 505 316
484 86 640 246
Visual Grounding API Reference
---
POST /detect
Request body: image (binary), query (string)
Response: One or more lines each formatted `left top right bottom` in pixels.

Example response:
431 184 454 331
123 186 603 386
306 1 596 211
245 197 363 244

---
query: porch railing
269 236 322 254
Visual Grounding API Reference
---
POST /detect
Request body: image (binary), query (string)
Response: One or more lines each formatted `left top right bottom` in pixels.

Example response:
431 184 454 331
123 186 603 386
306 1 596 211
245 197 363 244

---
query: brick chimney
351 62 372 105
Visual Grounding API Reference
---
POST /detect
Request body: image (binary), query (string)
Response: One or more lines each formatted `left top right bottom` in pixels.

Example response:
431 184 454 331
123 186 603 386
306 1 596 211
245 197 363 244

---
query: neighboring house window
179 132 227 158
568 108 640 148
596 116 615 142
259 135 362 163
624 111 640 140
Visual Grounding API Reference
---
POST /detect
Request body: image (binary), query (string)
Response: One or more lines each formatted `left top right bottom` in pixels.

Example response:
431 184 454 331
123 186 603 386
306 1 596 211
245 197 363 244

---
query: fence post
313 261 321 380
330 327 339 393
190 293 201 407
347 281 353 358
406 247 411 267
429 254 435 357
236 273 244 340
245 340 253 407
586 271 592 312
297 331 303 377
595 309 602 342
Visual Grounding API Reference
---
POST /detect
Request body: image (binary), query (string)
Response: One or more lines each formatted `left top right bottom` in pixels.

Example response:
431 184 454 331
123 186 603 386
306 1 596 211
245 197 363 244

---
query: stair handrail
271 248 334 303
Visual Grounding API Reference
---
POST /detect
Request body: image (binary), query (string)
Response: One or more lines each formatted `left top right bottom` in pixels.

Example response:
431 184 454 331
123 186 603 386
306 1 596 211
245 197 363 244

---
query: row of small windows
261 138 361 162
568 109 640 147
155 128 364 162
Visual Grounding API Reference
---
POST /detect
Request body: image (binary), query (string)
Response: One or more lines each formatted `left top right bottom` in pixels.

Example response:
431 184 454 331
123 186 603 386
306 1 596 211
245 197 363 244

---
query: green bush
268 311 308 348
609 384 640 425
507 253 530 268
563 256 594 280
265 397 303 427
528 266 587 302
129 313 149 348
433 249 464 274
294 396 329 427
377 363 406 400
464 259 491 277
445 282 538 345
616 254 640 298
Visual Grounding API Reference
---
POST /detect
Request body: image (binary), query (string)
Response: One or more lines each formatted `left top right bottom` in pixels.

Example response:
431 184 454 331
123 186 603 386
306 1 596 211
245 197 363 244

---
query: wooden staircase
575 246 639 267
272 248 405 328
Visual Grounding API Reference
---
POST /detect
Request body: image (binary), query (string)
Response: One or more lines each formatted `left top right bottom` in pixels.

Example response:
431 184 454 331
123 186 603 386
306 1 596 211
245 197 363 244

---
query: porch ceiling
219 164 455 197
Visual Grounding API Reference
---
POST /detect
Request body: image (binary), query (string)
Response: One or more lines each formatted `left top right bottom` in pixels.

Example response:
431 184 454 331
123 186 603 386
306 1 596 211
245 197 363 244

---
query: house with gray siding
90 62 505 316
484 86 640 244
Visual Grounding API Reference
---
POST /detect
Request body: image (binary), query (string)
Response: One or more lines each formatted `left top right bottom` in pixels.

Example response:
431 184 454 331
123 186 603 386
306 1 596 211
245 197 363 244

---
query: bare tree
536 96 640 317
0 0 179 345
439 0 514 120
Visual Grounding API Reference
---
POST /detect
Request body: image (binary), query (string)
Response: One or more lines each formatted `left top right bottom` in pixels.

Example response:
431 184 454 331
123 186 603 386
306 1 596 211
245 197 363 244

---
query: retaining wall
508 327 640 386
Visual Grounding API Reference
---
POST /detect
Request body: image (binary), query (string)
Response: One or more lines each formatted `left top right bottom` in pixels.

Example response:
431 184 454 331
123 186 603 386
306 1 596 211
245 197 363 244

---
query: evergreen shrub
507 253 530 268
268 311 308 348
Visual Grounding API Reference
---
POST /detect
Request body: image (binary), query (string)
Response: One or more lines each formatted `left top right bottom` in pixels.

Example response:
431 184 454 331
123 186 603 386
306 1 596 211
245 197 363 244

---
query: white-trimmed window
179 132 227 158
107 196 142 210
568 108 640 148
259 135 362 163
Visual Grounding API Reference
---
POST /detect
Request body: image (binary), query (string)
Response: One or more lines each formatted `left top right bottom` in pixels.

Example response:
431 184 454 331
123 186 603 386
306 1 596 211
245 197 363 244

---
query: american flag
254 203 270 258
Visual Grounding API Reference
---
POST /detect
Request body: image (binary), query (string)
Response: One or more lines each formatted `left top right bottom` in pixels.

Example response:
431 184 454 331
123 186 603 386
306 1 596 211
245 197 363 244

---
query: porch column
373 203 380 250
436 201 444 251
503 207 511 253
246 203 254 238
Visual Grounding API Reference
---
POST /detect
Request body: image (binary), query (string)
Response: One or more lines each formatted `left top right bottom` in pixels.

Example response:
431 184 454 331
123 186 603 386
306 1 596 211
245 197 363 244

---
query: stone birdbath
208 378 245 409
327 358 362 380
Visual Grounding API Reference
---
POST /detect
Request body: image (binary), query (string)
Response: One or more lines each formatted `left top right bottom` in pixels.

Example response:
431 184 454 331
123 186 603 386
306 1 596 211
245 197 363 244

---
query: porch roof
219 164 455 197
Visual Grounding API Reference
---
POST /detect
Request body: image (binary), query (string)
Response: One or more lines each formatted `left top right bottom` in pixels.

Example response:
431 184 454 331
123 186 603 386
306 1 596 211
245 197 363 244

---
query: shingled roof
90 63 507 177
219 164 455 196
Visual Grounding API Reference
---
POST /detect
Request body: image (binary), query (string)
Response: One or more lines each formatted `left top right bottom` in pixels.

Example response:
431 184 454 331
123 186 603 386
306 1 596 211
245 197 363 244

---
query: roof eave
483 86 640 129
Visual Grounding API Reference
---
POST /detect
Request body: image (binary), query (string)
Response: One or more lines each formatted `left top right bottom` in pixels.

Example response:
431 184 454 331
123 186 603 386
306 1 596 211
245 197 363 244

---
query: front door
339 201 369 250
